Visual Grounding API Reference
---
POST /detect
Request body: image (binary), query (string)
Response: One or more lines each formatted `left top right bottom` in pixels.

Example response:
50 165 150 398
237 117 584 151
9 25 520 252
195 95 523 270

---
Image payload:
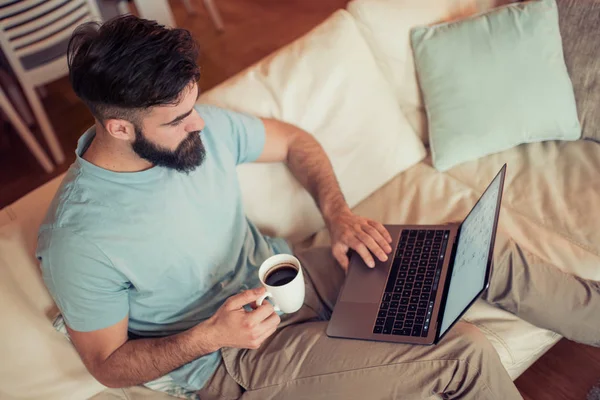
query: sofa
1 0 599 399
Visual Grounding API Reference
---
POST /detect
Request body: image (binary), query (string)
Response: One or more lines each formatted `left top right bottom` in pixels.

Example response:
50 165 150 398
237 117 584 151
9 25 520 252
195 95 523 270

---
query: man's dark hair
68 15 200 123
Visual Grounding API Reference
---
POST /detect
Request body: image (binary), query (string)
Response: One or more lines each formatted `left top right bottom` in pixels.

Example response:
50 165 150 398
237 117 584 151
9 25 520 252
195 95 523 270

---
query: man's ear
104 119 136 142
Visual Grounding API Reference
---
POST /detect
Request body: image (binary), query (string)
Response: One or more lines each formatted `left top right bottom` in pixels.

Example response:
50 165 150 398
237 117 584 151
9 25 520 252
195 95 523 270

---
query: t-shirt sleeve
196 105 266 165
37 229 129 332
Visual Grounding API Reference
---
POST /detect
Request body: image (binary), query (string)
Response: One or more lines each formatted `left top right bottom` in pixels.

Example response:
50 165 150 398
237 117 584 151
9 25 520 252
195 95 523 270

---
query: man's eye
171 120 183 127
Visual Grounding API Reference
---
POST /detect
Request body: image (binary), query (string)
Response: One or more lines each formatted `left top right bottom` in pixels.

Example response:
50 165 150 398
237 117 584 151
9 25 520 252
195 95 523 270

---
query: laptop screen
438 169 504 336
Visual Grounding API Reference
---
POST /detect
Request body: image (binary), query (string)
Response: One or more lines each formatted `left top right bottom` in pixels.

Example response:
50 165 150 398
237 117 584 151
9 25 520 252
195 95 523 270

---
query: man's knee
444 321 498 361
436 322 515 399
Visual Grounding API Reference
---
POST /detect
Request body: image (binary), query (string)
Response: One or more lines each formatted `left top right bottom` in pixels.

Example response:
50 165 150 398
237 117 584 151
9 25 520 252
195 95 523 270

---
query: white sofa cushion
347 0 516 145
0 223 106 399
198 9 426 243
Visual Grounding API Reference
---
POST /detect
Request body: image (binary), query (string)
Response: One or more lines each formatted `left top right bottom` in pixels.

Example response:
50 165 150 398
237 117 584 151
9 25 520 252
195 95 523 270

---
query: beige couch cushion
347 0 516 145
0 223 107 399
447 140 600 279
198 9 426 243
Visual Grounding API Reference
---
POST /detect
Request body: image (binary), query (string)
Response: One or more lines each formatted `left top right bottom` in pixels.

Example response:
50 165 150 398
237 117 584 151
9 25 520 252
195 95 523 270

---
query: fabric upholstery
556 0 600 142
446 140 600 280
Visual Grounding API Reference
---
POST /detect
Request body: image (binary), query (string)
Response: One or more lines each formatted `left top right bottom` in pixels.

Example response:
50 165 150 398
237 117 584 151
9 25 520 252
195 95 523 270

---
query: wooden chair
0 85 53 173
0 0 102 164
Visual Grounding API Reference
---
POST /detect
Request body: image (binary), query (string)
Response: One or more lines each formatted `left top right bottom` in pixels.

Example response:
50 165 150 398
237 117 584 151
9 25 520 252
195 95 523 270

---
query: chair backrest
0 0 101 73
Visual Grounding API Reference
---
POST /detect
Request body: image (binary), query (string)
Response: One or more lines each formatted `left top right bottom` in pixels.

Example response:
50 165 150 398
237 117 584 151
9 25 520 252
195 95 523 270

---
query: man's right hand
204 287 281 351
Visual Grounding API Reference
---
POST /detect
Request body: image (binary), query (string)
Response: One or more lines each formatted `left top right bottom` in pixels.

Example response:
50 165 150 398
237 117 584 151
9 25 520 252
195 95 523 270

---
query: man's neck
82 123 153 173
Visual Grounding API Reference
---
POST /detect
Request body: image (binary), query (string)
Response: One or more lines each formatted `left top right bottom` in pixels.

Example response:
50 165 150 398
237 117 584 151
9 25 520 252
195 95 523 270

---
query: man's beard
131 127 206 173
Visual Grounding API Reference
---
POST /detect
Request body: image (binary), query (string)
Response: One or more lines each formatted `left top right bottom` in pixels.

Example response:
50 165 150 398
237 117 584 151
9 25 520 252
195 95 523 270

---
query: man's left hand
327 210 393 272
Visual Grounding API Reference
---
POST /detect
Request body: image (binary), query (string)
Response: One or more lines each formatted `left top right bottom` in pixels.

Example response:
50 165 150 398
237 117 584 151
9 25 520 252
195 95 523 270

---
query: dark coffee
265 263 298 287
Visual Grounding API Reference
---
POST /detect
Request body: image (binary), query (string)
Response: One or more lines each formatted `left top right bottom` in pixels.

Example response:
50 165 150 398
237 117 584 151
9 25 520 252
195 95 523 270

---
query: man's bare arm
68 287 279 388
257 119 349 222
257 119 392 269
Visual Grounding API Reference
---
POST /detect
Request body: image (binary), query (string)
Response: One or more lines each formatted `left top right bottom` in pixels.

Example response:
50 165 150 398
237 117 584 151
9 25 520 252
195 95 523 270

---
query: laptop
326 164 506 345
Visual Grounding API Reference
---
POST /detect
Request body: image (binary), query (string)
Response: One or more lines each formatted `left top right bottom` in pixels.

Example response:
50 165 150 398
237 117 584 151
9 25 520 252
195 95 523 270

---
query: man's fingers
368 220 392 243
348 236 375 268
251 313 281 347
257 313 281 337
252 324 279 349
357 229 390 262
362 225 393 254
262 310 281 329
247 303 276 325
226 287 266 310
332 244 349 272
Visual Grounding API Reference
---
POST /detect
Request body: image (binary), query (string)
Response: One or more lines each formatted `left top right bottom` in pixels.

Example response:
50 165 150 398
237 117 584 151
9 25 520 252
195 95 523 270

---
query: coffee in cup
264 263 298 287
257 254 305 314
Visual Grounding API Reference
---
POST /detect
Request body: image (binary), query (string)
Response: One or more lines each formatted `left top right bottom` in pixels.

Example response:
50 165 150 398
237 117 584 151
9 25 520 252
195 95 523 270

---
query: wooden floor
1 0 599 399
516 339 600 400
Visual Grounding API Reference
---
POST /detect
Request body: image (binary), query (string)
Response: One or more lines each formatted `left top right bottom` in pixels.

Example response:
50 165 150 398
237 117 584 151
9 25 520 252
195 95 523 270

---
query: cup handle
256 292 281 312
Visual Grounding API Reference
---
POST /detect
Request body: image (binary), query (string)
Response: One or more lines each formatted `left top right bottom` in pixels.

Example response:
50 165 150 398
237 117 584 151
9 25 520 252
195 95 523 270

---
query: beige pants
198 233 600 400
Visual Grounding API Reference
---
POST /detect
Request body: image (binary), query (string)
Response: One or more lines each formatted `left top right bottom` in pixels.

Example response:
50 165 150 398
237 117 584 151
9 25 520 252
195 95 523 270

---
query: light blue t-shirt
36 105 291 391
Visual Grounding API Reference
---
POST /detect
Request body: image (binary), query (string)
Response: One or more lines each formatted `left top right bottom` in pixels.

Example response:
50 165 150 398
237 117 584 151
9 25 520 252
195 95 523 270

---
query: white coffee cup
256 254 305 314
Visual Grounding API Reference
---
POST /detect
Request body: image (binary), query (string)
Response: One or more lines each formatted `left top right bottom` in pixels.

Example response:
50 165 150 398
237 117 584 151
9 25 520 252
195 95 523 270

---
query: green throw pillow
411 0 581 172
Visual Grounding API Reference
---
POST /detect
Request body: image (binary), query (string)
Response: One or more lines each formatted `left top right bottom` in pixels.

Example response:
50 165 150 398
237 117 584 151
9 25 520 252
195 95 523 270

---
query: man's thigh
221 320 498 400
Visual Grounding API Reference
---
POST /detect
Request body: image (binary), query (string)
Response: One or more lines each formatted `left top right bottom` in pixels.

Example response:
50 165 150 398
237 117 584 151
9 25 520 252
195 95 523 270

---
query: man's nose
187 113 205 133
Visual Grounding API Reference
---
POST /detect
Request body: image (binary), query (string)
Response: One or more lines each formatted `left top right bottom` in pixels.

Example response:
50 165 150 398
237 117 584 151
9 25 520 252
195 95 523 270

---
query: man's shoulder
40 165 82 227
38 165 112 246
36 225 109 277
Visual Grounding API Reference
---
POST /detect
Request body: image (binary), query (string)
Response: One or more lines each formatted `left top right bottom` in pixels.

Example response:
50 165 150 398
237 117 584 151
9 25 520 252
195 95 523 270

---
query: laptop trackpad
340 259 388 304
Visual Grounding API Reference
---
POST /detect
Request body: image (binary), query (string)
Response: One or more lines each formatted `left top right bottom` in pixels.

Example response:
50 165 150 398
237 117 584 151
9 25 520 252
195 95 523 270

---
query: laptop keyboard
373 229 449 338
